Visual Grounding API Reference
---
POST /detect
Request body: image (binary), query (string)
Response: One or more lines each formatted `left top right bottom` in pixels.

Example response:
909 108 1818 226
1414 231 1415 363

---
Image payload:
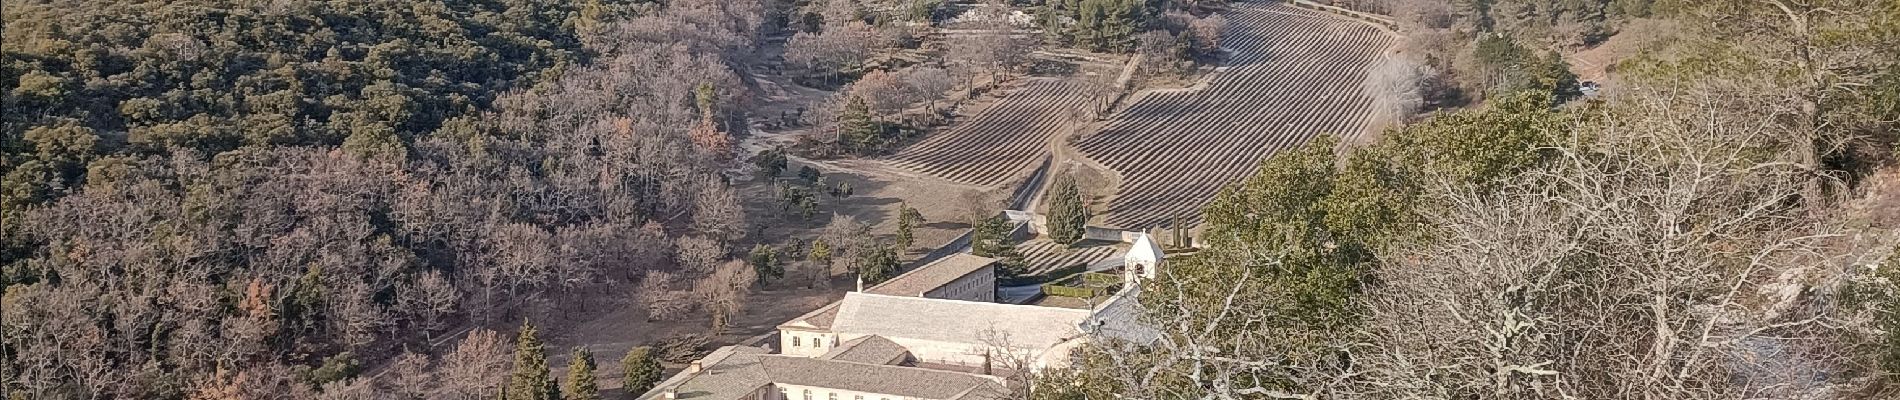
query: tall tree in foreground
506 324 558 400
621 346 663 396
1642 0 1900 207
1045 174 1090 244
1044 84 1895 399
562 347 598 400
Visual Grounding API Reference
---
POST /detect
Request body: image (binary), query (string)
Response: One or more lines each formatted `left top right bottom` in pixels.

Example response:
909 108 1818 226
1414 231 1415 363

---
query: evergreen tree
750 244 784 282
799 166 822 184
838 95 881 154
751 147 788 180
972 216 1026 277
562 347 599 400
507 323 560 400
857 242 901 284
621 346 663 395
695 82 719 119
896 202 923 251
1045 174 1090 244
288 265 325 331
810 239 834 265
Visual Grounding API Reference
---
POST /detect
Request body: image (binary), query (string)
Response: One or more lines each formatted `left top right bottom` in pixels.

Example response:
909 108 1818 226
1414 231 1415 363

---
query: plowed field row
1017 240 1122 277
1078 2 1394 229
883 79 1089 186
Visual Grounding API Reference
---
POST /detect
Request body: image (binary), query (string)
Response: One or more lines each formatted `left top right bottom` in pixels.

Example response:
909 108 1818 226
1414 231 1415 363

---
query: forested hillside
1 0 767 398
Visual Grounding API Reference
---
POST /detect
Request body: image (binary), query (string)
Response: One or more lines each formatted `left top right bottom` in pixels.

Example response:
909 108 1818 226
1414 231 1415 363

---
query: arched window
779 388 789 400
792 336 801 347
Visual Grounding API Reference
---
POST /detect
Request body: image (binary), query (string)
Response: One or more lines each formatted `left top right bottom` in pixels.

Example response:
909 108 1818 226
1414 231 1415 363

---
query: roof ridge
844 291 1093 313
758 354 996 378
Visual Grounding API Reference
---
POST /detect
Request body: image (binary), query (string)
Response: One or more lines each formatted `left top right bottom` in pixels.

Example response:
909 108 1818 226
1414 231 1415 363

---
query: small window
814 338 823 348
792 336 801 347
854 396 864 400
780 388 789 400
828 394 838 400
803 390 813 400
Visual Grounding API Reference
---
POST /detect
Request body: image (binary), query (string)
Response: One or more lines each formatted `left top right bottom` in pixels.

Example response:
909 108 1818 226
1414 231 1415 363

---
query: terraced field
1078 2 1395 228
884 79 1089 186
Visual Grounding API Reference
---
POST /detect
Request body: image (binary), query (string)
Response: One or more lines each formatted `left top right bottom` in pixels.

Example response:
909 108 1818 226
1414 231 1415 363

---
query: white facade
774 383 916 400
921 265 995 302
780 329 840 358
1123 233 1163 286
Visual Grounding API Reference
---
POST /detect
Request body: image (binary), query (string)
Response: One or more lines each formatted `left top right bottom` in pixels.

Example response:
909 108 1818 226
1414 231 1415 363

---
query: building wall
770 383 919 400
779 329 840 358
921 265 995 302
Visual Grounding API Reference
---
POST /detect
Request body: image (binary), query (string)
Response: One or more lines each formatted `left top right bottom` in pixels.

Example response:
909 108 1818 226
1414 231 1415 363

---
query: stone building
642 242 1163 400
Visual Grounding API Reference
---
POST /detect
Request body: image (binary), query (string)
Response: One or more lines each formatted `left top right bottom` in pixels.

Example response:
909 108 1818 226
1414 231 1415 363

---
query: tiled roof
639 346 772 400
1081 289 1161 344
780 301 840 330
831 292 1092 350
866 253 997 297
757 355 1008 399
1127 233 1164 264
819 335 911 365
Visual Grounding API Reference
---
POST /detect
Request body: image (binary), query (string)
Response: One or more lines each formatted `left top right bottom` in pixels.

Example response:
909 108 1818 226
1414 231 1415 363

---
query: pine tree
895 202 923 251
1045 174 1089 244
838 95 881 154
562 347 599 400
621 346 663 395
507 323 560 400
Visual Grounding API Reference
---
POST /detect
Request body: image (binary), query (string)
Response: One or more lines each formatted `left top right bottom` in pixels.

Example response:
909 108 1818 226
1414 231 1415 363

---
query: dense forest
3 0 766 397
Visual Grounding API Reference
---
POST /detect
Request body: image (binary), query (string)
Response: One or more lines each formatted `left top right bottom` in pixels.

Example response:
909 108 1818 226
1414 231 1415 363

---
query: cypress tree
563 347 599 400
622 346 663 395
507 323 559 400
1046 174 1090 244
895 202 922 251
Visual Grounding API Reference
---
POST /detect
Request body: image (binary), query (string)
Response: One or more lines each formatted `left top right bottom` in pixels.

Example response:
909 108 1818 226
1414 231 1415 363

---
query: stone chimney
856 275 864 292
686 360 703 374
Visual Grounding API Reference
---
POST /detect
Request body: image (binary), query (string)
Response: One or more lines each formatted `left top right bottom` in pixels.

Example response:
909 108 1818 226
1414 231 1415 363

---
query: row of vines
1077 3 1395 229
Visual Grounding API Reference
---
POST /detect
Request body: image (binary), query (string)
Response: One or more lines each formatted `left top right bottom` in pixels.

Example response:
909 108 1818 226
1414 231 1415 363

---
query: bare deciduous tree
380 351 436 398
1362 57 1438 130
693 260 759 334
675 235 727 276
638 270 693 321
439 328 511 399
398 271 459 342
